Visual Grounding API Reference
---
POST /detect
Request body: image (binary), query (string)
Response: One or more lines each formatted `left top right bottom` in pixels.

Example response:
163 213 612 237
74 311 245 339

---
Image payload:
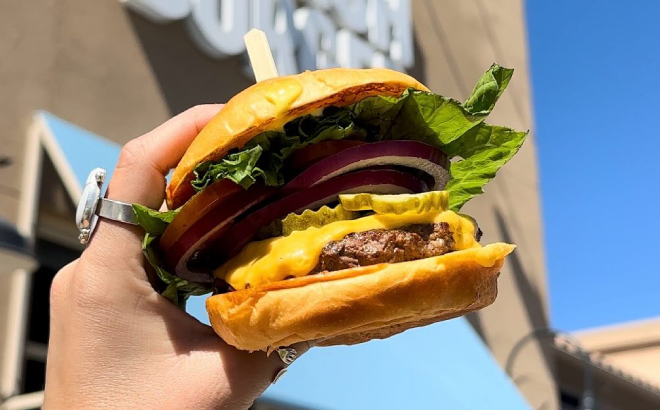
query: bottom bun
207 243 515 352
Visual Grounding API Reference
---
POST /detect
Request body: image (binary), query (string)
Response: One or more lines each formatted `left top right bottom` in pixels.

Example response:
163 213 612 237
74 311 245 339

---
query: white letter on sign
187 0 249 58
251 0 300 75
122 0 191 23
294 8 339 71
367 0 414 68
328 0 368 34
336 29 377 69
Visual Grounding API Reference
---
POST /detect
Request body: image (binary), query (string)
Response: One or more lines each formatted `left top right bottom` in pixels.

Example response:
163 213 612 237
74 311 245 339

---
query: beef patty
312 222 456 274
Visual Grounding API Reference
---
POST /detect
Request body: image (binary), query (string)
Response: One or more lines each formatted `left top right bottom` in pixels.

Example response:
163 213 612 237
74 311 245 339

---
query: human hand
43 105 310 410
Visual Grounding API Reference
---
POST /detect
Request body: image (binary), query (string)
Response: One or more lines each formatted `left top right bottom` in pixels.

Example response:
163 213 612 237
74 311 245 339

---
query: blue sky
526 0 660 331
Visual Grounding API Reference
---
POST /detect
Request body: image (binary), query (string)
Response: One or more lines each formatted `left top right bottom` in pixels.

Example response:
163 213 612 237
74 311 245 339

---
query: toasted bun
206 243 515 352
167 68 429 208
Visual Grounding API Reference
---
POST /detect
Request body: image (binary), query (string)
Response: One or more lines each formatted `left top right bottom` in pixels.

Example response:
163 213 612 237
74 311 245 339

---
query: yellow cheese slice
215 210 479 290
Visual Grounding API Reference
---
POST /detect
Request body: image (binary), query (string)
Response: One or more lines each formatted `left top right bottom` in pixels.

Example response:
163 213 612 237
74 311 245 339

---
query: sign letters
122 0 414 75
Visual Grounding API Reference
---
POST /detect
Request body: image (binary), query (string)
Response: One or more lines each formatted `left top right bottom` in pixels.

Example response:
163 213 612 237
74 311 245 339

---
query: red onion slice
281 140 449 194
214 169 428 262
288 140 367 172
164 185 277 283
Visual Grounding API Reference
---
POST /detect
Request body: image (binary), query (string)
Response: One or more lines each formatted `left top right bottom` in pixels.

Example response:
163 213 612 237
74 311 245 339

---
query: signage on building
122 0 414 75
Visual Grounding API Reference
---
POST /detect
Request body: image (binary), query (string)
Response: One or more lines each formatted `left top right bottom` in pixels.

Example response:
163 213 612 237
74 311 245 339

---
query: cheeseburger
133 64 527 352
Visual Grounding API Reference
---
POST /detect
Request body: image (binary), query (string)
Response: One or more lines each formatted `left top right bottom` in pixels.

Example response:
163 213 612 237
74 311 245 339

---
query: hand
43 105 310 410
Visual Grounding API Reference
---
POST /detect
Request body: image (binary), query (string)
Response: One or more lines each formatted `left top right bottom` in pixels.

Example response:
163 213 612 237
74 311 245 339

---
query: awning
37 110 121 201
41 111 532 410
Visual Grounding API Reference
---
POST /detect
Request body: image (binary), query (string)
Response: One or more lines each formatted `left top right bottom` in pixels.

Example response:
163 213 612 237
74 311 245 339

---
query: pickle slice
256 205 360 239
281 205 358 236
339 191 449 214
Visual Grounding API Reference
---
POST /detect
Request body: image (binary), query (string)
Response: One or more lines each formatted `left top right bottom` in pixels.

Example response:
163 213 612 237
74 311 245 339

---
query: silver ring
272 368 287 384
276 347 298 365
76 168 139 244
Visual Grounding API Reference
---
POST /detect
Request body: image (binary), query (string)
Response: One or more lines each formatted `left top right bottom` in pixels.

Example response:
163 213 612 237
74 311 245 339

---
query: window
560 389 580 410
19 239 79 395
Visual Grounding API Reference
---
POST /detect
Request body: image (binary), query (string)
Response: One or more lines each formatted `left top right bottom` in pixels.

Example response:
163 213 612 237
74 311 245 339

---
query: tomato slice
163 185 276 282
160 179 242 253
288 140 366 171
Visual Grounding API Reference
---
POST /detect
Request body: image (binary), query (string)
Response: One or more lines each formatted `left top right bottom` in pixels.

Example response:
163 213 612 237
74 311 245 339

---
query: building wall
0 0 171 226
0 0 554 407
576 318 660 388
555 349 660 410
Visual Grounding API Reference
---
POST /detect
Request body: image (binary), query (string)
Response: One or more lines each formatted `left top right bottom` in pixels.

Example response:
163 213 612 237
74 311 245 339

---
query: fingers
201 340 316 409
107 104 223 209
84 104 223 274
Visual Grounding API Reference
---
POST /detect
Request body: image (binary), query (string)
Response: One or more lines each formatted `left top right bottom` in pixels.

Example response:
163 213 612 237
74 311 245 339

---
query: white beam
0 117 43 399
0 391 44 410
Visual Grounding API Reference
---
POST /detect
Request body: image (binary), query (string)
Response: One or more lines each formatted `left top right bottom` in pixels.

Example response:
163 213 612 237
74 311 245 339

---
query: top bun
166 68 429 209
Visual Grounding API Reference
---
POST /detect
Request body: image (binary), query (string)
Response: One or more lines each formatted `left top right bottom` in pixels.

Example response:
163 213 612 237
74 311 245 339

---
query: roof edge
574 317 660 352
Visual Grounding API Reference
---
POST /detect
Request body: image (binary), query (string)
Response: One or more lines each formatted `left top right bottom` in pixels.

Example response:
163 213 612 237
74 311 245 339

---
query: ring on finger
271 347 298 384
76 168 139 244
272 368 287 384
276 347 298 365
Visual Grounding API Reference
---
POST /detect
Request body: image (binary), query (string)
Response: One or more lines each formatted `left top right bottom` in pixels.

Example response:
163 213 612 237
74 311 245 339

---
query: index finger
86 104 222 265
107 104 223 208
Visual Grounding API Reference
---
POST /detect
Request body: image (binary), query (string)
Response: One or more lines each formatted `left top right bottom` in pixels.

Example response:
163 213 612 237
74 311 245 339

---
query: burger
133 64 527 352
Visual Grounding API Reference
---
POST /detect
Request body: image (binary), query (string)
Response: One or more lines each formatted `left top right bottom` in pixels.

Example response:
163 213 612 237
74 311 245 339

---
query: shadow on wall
468 204 550 338
489 207 556 408
125 10 428 115
466 206 556 408
126 12 254 115
493 206 548 335
408 32 427 85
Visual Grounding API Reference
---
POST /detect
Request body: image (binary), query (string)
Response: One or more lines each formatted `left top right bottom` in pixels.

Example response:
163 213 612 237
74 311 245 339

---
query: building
552 317 660 410
576 317 660 388
0 0 555 408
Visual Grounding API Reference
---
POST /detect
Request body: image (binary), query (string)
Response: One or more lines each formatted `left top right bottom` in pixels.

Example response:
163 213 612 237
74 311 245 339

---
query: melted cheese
473 244 505 268
215 211 480 290
264 79 303 116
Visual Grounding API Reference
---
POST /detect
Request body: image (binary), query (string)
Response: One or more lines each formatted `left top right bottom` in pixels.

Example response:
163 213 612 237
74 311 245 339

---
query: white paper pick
244 29 279 82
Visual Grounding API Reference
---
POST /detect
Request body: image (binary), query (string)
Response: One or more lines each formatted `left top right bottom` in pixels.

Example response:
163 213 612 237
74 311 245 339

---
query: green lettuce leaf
463 64 514 114
444 125 528 211
133 204 179 235
192 63 516 195
191 108 367 192
132 205 211 309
